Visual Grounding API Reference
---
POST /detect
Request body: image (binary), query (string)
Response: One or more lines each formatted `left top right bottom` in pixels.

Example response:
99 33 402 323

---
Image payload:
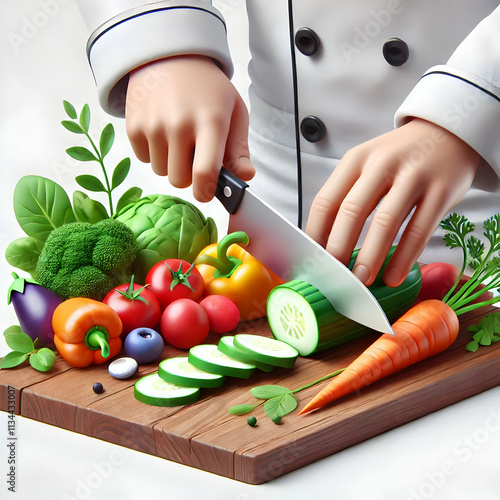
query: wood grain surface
1 306 499 484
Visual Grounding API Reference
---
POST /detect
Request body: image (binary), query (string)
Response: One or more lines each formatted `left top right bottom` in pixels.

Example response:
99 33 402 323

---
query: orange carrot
298 300 459 414
299 213 500 414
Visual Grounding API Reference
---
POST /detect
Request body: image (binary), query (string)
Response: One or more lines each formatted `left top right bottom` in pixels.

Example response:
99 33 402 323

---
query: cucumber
267 249 422 356
233 334 299 368
267 280 341 356
217 336 275 372
134 372 200 407
188 344 256 379
158 357 225 388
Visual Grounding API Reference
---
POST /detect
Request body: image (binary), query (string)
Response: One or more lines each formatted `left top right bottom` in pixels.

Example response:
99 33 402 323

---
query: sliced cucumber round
233 334 299 368
188 344 255 379
134 372 200 407
158 357 225 388
266 280 345 356
217 336 274 372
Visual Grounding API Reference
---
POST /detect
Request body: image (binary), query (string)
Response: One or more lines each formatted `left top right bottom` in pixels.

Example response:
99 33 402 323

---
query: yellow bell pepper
195 231 283 321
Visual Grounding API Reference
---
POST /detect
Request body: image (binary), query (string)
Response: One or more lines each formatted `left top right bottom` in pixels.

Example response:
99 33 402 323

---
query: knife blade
215 168 394 335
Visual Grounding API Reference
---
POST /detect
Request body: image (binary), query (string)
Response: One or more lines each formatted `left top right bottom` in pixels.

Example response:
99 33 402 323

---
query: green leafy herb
0 327 56 372
228 369 344 424
466 312 500 352
439 213 500 316
62 100 141 218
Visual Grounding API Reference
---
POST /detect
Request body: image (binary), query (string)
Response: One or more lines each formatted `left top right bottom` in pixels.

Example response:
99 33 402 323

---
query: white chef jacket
76 0 500 266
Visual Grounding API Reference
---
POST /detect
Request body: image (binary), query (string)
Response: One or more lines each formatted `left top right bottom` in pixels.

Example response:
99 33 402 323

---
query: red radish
418 262 460 302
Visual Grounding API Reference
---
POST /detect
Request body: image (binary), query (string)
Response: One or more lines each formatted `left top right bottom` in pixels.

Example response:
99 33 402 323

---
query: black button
295 27 320 56
300 116 326 143
382 38 409 66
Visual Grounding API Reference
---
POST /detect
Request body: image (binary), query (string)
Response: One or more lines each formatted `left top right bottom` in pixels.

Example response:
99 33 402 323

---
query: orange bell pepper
52 297 123 368
194 231 283 321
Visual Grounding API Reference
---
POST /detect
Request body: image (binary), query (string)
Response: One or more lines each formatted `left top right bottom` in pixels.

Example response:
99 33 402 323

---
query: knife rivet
223 186 232 198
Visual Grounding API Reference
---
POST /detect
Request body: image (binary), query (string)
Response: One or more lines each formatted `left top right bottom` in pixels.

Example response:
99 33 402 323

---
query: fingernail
353 264 370 284
384 266 402 286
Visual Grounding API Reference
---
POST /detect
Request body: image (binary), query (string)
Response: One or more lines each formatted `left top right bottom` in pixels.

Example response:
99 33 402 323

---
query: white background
1 1 500 499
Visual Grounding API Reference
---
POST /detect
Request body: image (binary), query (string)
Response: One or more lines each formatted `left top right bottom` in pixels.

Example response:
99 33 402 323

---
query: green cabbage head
116 194 218 283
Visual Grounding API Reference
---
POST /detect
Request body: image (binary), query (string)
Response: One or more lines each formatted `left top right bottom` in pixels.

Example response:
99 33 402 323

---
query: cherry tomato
418 262 460 302
160 299 210 349
145 259 204 310
200 295 240 334
103 280 161 338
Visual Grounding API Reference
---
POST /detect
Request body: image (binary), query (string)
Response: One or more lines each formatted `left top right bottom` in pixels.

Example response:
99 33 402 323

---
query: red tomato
418 262 460 302
200 295 240 334
103 282 161 339
145 259 204 310
160 299 210 349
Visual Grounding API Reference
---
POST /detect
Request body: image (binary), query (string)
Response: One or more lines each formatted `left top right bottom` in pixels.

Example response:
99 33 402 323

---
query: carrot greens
440 213 500 315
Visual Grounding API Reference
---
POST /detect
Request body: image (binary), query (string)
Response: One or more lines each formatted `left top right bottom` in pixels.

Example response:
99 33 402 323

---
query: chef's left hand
306 118 480 287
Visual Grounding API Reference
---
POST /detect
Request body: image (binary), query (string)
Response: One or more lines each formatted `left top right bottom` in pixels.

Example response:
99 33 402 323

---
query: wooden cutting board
1 304 500 484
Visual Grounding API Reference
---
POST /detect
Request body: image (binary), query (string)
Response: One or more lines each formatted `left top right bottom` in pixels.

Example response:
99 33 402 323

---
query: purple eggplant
7 272 63 347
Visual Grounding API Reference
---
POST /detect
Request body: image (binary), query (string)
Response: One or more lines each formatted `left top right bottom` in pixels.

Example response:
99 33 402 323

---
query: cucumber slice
188 344 255 379
134 372 200 407
233 334 299 368
158 357 225 388
217 336 274 372
267 280 344 356
267 254 421 357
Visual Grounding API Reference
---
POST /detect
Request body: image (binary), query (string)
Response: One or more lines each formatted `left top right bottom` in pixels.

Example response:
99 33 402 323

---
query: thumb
223 96 255 181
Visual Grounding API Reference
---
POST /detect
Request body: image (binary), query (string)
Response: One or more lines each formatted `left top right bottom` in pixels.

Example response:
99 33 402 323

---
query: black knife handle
215 167 248 214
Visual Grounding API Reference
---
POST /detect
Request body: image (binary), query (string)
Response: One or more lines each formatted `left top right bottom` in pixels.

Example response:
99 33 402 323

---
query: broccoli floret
36 218 138 300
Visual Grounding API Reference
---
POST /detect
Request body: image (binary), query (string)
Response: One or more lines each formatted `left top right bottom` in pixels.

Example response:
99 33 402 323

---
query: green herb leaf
251 385 291 400
264 393 298 422
228 403 258 415
99 123 115 158
466 340 479 352
63 100 77 119
466 236 485 270
61 120 84 134
72 191 109 223
483 215 500 251
13 175 76 242
76 174 106 193
0 351 29 369
4 331 34 353
116 187 143 214
466 312 500 351
79 104 91 133
111 157 131 190
5 236 45 278
66 146 98 162
440 213 475 244
4 326 23 336
29 348 56 372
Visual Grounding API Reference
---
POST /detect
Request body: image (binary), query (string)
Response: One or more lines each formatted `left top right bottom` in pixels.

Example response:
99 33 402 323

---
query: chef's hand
306 118 480 287
125 55 255 201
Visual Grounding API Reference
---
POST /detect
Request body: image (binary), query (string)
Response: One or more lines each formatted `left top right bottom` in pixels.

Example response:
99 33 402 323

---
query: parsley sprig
440 213 500 315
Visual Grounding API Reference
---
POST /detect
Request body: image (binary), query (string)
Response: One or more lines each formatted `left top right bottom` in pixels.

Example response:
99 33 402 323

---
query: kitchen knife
215 168 394 335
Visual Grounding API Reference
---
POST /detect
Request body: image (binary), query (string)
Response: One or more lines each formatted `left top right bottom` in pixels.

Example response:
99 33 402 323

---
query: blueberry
93 382 104 394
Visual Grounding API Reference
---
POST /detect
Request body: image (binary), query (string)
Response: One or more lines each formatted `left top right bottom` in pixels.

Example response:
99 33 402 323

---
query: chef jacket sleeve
395 6 500 176
75 0 233 117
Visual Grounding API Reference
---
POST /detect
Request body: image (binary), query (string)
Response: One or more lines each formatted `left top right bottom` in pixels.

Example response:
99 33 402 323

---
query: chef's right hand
125 55 255 202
